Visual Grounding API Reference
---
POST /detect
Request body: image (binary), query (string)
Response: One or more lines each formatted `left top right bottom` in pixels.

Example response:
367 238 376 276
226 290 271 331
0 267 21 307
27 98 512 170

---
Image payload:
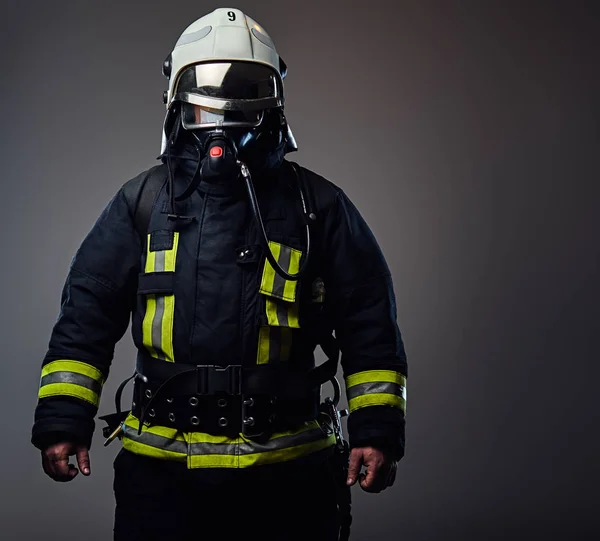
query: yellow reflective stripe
266 298 279 326
265 298 300 328
38 383 100 407
187 421 336 469
238 436 334 468
143 234 158 357
260 241 281 295
282 248 301 301
188 436 334 468
348 393 406 414
142 233 179 362
41 360 103 382
142 295 158 357
164 232 179 272
258 242 301 364
161 293 176 362
121 414 188 460
144 234 156 272
256 326 293 364
256 326 270 365
122 439 188 462
188 453 239 468
120 415 335 469
259 241 301 302
123 414 186 440
345 370 407 388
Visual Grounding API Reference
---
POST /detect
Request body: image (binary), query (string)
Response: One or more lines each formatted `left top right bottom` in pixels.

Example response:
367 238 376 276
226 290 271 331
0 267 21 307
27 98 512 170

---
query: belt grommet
189 396 199 407
166 397 174 404
168 412 176 422
243 397 254 407
218 417 228 427
190 416 200 426
243 417 255 427
145 389 152 399
148 409 156 418
217 398 228 408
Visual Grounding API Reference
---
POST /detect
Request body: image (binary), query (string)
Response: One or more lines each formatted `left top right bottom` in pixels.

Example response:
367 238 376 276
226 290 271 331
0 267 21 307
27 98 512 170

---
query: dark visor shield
173 62 282 116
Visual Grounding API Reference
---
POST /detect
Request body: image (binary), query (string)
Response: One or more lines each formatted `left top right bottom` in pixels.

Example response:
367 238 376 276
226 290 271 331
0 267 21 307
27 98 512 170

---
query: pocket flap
137 271 175 295
259 241 302 303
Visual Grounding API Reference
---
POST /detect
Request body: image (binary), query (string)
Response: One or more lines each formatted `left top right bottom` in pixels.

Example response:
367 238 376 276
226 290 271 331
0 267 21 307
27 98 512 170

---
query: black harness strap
122 163 169 244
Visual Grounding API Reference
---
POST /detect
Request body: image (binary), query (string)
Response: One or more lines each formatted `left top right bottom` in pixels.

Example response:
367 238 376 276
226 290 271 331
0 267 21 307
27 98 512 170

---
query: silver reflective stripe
267 326 292 363
40 372 102 395
237 426 327 455
346 382 406 401
188 426 327 456
275 301 289 327
151 250 166 360
176 26 212 47
122 425 188 455
272 246 291 298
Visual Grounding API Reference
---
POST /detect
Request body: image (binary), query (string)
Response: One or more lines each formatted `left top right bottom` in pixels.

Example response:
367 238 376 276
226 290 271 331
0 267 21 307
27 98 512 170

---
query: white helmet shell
160 8 287 154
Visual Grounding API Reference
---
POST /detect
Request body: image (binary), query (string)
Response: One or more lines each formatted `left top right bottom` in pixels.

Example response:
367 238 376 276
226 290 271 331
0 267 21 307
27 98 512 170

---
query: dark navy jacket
32 149 408 464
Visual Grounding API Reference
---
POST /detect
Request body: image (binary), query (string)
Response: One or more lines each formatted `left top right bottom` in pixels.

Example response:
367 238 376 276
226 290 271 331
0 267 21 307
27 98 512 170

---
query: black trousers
113 448 342 541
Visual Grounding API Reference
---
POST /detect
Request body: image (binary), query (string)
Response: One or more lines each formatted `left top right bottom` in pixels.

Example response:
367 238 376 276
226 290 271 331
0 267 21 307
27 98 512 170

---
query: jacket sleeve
321 189 408 461
31 186 142 450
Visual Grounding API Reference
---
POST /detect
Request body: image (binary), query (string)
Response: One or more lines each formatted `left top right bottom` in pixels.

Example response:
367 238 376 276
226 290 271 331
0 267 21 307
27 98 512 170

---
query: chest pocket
138 230 180 363
256 240 302 365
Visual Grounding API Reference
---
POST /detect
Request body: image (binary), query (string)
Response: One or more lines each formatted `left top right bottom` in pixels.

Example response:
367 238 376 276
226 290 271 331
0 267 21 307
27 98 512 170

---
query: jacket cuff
346 405 405 461
31 418 95 450
31 397 96 450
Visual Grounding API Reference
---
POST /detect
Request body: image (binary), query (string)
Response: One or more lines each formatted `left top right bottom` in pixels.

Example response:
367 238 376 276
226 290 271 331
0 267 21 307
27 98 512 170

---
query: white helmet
160 7 296 156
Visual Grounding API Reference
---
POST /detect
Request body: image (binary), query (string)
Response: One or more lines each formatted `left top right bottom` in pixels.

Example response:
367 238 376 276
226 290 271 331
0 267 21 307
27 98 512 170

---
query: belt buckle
196 364 242 395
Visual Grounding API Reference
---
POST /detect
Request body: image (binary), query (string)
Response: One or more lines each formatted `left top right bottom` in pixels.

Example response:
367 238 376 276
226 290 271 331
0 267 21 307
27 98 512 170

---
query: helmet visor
173 61 281 122
180 103 264 130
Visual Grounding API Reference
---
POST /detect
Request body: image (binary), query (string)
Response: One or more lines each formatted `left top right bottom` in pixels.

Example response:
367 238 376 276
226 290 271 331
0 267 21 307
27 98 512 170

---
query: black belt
130 344 338 440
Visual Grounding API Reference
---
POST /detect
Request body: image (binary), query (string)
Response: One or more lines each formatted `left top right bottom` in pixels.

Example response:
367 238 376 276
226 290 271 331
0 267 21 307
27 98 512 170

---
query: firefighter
32 7 407 541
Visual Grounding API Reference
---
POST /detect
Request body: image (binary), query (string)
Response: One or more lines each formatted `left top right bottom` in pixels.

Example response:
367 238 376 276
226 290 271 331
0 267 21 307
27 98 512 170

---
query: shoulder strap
122 164 169 243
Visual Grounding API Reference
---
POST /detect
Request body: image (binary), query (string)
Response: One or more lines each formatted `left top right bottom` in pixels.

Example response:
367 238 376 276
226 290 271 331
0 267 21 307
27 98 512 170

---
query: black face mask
163 106 290 205
194 107 286 172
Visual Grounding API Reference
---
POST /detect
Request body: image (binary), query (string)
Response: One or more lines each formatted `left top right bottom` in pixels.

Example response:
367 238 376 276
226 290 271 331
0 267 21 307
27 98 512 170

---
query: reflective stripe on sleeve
38 360 105 407
345 370 407 414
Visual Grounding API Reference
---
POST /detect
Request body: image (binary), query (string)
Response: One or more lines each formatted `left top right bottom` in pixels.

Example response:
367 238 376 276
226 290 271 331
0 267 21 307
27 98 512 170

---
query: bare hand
41 442 91 482
346 446 397 493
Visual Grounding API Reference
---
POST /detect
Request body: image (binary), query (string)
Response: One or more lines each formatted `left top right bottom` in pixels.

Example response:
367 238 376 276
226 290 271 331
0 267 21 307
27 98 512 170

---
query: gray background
1 0 599 539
